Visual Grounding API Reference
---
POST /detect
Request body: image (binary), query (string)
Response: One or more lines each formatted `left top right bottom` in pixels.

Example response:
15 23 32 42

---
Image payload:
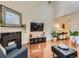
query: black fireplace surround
0 32 21 49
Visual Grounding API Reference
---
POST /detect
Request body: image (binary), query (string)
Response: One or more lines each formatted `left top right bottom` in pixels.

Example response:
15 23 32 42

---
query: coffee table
51 45 77 58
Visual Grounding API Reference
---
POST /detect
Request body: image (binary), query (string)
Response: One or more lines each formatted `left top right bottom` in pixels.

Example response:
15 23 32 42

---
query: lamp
55 24 60 28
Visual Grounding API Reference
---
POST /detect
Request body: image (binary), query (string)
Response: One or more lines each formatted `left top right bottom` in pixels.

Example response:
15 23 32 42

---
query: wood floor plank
24 39 79 58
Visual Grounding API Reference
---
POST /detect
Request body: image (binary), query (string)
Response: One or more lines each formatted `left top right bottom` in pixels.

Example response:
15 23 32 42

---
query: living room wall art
62 24 65 29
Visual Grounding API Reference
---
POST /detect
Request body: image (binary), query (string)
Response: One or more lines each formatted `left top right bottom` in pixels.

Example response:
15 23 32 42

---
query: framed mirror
1 5 22 27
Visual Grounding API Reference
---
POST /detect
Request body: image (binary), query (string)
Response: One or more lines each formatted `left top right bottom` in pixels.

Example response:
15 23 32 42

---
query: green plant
70 31 79 36
51 31 58 37
0 19 5 26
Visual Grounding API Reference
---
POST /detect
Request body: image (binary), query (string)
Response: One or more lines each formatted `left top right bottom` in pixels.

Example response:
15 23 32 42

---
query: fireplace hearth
0 32 21 49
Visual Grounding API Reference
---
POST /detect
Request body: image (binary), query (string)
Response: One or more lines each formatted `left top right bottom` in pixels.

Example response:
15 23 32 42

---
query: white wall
54 1 79 18
53 1 79 33
57 11 79 32
55 11 79 31
0 1 54 44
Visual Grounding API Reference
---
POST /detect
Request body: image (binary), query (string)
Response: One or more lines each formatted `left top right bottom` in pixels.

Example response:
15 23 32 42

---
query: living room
0 1 79 58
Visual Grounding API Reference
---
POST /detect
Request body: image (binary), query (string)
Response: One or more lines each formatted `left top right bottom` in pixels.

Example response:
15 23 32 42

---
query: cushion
0 44 6 55
5 44 17 54
0 48 6 58
75 36 79 44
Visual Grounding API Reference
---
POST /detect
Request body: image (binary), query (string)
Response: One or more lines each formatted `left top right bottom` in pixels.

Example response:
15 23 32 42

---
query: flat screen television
1 5 22 27
30 22 44 32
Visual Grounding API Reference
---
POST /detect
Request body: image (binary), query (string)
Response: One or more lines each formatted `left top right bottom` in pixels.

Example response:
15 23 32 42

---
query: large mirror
1 5 22 27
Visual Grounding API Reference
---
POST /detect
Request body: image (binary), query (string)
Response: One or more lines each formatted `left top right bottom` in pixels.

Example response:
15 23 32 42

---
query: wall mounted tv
30 22 44 32
0 5 22 27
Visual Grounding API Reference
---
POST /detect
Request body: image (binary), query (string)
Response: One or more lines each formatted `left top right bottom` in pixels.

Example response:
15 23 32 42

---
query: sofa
70 36 79 45
0 44 28 58
74 36 79 45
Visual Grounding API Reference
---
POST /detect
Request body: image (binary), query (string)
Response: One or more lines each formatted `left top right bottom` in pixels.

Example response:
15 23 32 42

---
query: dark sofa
0 44 28 58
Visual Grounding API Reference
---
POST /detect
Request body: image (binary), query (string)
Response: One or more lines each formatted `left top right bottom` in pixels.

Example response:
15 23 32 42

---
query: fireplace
0 32 21 49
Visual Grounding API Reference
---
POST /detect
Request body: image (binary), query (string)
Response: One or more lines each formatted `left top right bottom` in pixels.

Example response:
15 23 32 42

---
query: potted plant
70 31 79 37
70 31 79 39
51 31 58 41
70 31 79 36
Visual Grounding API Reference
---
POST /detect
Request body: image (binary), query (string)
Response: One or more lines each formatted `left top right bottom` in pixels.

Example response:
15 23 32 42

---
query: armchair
0 44 28 58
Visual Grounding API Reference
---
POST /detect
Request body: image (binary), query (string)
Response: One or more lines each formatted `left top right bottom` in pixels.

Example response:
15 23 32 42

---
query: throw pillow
0 44 6 55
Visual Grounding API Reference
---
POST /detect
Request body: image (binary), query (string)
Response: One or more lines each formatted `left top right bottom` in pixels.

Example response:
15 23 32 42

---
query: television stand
30 37 46 44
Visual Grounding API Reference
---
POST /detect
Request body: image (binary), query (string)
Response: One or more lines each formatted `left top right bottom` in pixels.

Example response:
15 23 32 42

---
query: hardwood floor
24 39 79 58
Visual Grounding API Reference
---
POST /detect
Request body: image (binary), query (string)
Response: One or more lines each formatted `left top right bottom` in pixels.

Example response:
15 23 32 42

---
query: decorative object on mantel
41 32 45 37
22 24 26 32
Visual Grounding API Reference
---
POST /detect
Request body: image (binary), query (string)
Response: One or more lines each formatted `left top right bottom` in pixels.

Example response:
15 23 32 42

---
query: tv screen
31 22 44 31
